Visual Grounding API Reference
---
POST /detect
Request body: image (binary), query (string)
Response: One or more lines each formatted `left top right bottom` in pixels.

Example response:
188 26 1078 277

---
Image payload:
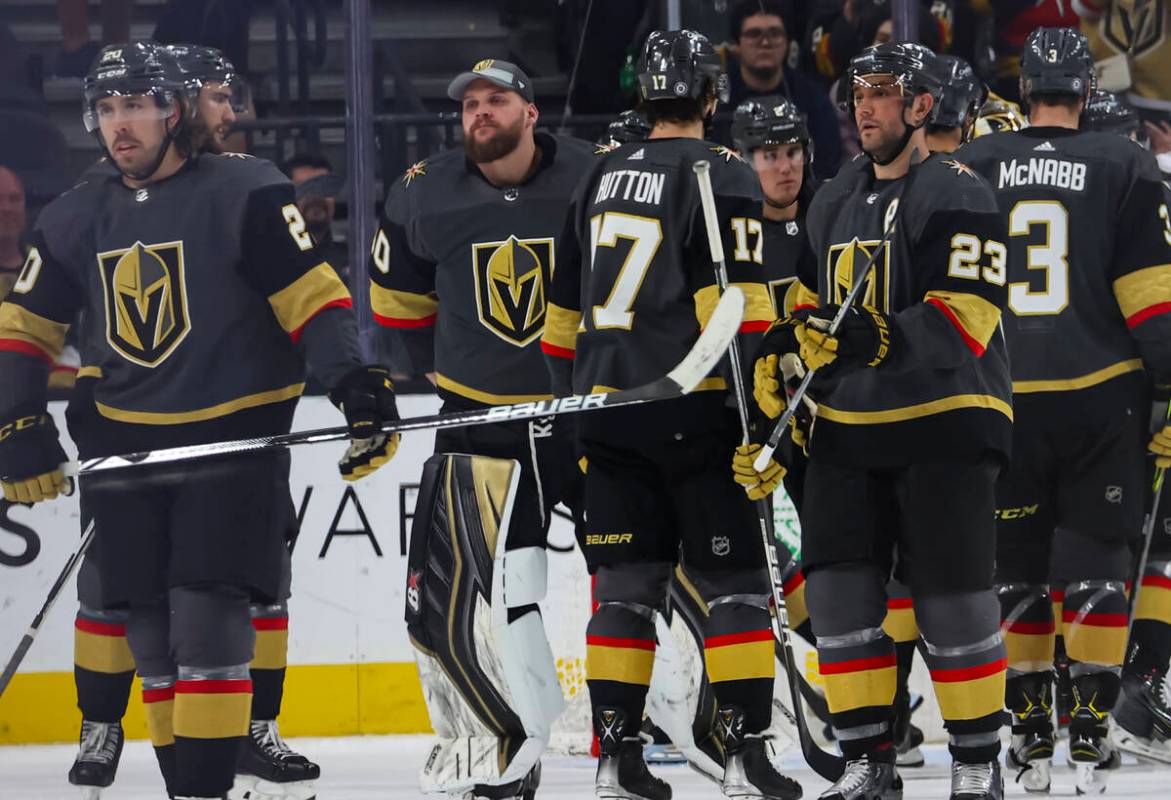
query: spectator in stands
281 152 348 281
52 0 132 77
990 0 1079 101
726 0 842 179
0 166 27 284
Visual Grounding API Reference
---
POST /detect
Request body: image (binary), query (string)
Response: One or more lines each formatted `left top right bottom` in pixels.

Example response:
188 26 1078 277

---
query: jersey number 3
590 212 663 329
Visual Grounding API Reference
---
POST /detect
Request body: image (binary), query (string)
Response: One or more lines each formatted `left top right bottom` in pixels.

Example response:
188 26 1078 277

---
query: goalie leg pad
405 454 562 794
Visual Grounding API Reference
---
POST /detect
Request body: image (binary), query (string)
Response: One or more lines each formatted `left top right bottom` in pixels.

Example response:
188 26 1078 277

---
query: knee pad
916 589 1000 648
996 582 1055 672
169 584 253 667
125 602 174 678
1051 527 1132 585
804 563 887 637
594 562 672 609
1061 579 1128 670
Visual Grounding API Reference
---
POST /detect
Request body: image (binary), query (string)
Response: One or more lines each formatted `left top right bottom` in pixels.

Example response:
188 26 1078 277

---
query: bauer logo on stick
97 240 191 367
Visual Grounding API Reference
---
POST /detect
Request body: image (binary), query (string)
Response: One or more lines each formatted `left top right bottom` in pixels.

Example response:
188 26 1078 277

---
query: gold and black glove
732 443 786 501
330 365 401 481
0 411 68 504
795 304 895 376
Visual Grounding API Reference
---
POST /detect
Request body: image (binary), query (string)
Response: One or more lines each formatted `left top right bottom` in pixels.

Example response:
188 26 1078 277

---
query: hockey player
597 109 652 150
372 58 594 798
0 42 398 800
542 29 800 800
753 42 1012 800
958 26 1171 794
926 55 986 154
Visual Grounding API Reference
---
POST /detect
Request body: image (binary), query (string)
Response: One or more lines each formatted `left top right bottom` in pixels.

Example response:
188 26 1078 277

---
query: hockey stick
753 151 920 472
1126 398 1171 637
74 287 743 476
0 517 96 698
694 159 845 782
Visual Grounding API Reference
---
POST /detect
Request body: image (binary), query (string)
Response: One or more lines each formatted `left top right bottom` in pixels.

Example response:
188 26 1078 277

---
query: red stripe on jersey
926 298 986 357
1002 620 1055 635
374 312 436 329
782 572 805 594
174 679 253 695
288 297 354 343
586 635 656 651
819 654 898 675
540 341 576 360
0 339 54 364
793 303 817 312
142 687 176 704
704 629 774 649
929 657 1007 683
75 619 126 637
1127 302 1171 329
1062 610 1128 628
252 617 289 631
740 320 771 333
887 597 914 610
1142 575 1171 591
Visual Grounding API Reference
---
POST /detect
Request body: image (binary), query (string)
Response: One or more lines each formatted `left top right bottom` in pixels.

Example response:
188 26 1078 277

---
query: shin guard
73 606 135 723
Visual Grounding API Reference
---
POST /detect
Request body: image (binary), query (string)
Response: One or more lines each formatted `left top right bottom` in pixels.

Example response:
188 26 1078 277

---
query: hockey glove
0 411 68 504
753 317 803 418
1150 425 1171 470
795 304 894 376
330 365 401 481
753 353 817 451
732 443 786 501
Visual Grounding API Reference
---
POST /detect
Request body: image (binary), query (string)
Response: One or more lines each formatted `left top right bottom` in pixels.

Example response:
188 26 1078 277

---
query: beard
861 124 908 164
464 118 524 163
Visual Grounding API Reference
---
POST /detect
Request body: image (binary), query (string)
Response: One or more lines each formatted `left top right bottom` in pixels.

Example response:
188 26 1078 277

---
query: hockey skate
470 762 541 800
1068 675 1121 796
817 757 901 800
1109 672 1171 764
949 761 1003 800
716 706 802 800
68 720 124 798
594 708 671 800
229 720 318 800
1005 673 1054 793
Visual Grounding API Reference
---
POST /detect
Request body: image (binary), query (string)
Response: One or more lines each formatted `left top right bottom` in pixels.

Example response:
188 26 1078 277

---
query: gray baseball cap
447 59 535 103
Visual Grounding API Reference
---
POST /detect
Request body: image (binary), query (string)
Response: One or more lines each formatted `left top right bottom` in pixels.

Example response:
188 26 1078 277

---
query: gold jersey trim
1011 359 1144 394
542 302 582 352
693 283 772 329
589 377 726 395
818 394 1013 425
95 382 304 425
0 303 68 360
370 281 438 322
267 262 351 336
435 373 554 405
1113 263 1171 325
78 366 102 379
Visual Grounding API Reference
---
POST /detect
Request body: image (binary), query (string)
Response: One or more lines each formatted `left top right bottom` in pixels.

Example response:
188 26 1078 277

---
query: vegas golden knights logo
1102 0 1165 58
827 238 891 312
471 236 551 347
97 240 191 367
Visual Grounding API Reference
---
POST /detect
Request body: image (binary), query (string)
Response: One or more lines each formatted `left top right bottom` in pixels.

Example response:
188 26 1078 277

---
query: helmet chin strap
764 194 799 210
98 117 179 182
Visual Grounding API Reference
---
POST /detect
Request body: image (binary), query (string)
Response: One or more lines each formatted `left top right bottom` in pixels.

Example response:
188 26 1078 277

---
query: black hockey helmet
637 30 729 105
846 41 943 116
732 95 811 159
600 110 652 146
166 43 250 113
931 54 986 137
82 42 186 133
1019 27 1095 103
1081 89 1144 141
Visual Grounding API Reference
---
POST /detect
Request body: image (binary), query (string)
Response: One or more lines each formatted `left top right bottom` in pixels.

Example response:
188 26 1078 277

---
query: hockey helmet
731 96 812 161
846 41 943 117
166 44 251 113
1019 27 1095 103
637 30 728 105
83 42 186 133
931 54 986 138
599 109 652 147
1081 89 1145 142
973 92 1028 137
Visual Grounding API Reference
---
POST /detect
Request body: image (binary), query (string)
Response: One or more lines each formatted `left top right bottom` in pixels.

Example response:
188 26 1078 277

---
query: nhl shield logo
97 240 191 367
472 235 551 347
827 238 891 312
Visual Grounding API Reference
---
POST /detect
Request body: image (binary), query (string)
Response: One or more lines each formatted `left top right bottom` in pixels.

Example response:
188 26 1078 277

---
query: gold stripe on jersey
924 290 1001 351
693 284 772 329
0 303 68 360
435 373 553 405
1113 264 1171 328
267 263 351 337
543 302 581 354
818 394 1013 425
1011 359 1143 394
78 366 102 379
370 282 438 325
590 376 727 395
95 382 304 425
785 280 819 315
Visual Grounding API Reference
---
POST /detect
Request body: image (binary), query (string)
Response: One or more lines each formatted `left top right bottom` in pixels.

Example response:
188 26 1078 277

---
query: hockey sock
998 583 1055 673
703 598 774 733
585 602 657 728
73 608 135 723
142 675 177 795
1130 560 1171 676
249 604 289 721
1063 580 1129 674
173 665 252 797
882 583 919 742
781 562 816 647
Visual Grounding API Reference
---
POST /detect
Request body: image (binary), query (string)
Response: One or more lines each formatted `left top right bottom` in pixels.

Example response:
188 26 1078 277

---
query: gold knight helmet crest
472 235 551 346
98 240 191 367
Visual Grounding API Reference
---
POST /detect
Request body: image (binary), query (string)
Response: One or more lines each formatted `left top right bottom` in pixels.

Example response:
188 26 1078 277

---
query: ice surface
2 737 1169 799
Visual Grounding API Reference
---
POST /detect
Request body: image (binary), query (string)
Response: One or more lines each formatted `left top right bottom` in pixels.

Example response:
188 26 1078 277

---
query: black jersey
0 153 359 447
369 132 596 406
762 213 816 318
541 138 770 443
797 153 1012 468
958 127 1171 413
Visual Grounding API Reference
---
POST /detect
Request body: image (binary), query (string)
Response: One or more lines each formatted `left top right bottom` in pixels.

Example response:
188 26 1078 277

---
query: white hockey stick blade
76 288 745 477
